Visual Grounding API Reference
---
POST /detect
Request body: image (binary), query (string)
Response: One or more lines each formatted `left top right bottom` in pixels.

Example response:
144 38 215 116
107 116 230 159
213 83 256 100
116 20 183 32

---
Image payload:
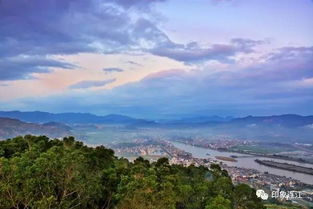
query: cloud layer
0 0 167 80
102 68 124 73
1 0 312 117
0 56 75 80
0 0 268 80
70 79 116 89
9 45 313 118
150 38 266 64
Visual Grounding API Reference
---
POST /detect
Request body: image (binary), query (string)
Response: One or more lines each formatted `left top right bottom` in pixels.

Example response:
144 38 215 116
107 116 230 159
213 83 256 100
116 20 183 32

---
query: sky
0 0 312 119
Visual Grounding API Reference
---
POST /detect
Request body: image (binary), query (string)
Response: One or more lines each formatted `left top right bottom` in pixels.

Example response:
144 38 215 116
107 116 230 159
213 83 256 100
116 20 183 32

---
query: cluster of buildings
169 152 313 205
114 144 166 156
112 139 191 161
226 165 313 204
226 166 301 187
111 138 313 206
175 137 253 150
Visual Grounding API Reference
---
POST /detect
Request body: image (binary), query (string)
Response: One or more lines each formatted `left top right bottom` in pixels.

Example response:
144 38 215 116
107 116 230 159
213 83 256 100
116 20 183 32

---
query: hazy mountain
1 111 312 142
0 117 72 139
158 116 233 124
1 111 312 128
158 114 313 128
230 114 313 127
151 114 313 143
0 111 154 125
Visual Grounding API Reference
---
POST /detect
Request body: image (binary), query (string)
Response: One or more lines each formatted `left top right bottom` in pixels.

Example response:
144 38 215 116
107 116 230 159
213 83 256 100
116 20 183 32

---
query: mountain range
231 114 313 128
0 111 312 142
0 117 72 139
0 111 154 125
0 111 313 128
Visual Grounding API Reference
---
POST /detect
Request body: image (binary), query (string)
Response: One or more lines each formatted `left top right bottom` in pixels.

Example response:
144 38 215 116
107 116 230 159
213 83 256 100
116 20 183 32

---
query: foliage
0 135 265 209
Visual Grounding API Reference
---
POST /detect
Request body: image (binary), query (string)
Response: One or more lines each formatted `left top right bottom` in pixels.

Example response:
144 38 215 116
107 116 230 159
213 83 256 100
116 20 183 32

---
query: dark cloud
12 45 313 117
126 61 142 66
131 20 268 64
69 78 116 89
0 56 75 80
266 46 313 62
102 67 124 73
0 0 134 58
108 0 166 10
131 18 173 49
0 0 167 80
0 0 169 59
231 38 268 52
103 46 313 116
220 46 313 85
150 38 266 64
0 0 267 81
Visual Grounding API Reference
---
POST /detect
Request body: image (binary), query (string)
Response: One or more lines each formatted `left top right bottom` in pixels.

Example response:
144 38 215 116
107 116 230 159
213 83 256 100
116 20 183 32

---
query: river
171 141 313 185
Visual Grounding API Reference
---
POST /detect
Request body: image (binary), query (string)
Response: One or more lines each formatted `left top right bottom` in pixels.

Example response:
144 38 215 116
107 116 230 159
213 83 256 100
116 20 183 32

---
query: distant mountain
1 112 312 142
153 114 313 142
1 111 312 128
158 116 233 124
0 111 155 125
158 114 313 128
230 114 313 127
0 117 72 139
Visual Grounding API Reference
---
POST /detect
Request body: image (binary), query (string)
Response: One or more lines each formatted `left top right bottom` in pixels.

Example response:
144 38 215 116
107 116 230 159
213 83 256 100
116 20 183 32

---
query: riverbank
215 156 237 162
255 160 313 175
171 141 313 185
172 140 313 165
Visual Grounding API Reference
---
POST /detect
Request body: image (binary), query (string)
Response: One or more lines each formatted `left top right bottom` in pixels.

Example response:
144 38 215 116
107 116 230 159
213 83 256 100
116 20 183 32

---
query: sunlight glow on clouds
0 0 312 117
70 79 117 89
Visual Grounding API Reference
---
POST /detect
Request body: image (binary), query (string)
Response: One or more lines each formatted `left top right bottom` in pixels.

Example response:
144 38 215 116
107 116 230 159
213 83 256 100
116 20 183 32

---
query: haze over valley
1 0 312 208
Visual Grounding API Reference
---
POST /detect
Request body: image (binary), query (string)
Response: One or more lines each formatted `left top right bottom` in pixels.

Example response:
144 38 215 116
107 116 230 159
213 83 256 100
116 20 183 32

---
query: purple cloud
108 0 166 10
102 68 124 73
18 44 312 117
0 56 75 80
0 0 167 80
0 0 171 59
221 46 313 85
0 0 269 81
150 38 267 64
125 61 142 66
70 79 116 89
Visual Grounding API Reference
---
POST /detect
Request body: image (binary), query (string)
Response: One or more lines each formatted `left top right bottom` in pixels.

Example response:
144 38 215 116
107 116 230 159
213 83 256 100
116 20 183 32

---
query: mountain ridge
0 117 72 139
0 111 313 128
0 111 154 125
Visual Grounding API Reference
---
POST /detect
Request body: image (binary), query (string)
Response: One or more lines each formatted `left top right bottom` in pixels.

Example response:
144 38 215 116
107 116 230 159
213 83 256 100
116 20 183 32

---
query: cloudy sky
0 0 312 119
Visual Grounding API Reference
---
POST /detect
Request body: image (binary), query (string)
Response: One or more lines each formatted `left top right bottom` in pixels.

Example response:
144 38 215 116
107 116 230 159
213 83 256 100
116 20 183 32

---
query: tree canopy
0 135 265 209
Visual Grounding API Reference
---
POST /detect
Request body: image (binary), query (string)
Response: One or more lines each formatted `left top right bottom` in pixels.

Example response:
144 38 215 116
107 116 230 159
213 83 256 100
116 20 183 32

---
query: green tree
205 195 232 209
0 136 266 209
233 184 265 209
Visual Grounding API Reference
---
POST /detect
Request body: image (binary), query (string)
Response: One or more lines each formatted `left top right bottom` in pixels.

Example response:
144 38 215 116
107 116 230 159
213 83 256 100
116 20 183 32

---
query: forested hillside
0 135 264 209
0 118 71 139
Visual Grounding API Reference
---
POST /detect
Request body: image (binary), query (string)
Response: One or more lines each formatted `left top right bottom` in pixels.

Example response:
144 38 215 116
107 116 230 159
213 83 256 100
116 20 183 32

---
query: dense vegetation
0 135 265 209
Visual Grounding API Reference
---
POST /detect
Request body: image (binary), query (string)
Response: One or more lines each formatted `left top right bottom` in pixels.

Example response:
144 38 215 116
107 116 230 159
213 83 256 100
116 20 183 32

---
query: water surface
172 141 313 185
